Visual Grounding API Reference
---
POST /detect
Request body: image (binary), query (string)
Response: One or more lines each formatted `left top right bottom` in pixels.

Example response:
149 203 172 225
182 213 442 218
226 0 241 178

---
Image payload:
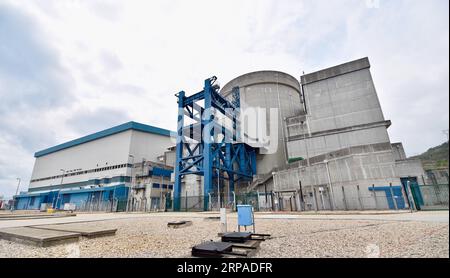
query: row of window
31 164 130 183
152 184 173 189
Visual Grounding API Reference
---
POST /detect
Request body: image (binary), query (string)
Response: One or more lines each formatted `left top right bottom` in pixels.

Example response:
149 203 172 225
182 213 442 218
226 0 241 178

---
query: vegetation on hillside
410 141 449 170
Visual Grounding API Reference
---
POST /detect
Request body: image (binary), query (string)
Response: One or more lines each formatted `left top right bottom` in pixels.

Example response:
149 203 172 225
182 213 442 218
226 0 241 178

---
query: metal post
12 178 21 211
372 184 379 210
406 180 416 212
298 180 305 211
185 190 188 212
264 183 268 208
252 206 256 234
126 155 134 212
217 168 220 210
232 191 236 211
341 186 348 211
421 175 426 185
398 181 409 209
111 185 117 212
256 191 260 212
208 192 212 211
357 185 364 210
270 191 274 211
55 169 65 210
289 196 293 211
389 183 398 210
312 187 318 211
324 160 336 210
319 189 325 210
160 175 164 210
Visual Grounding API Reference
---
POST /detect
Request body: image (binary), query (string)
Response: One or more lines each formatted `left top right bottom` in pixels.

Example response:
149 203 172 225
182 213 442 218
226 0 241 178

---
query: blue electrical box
237 205 254 226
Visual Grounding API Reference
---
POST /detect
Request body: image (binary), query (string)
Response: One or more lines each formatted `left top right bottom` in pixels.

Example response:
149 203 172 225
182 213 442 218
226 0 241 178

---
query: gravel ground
0 215 448 258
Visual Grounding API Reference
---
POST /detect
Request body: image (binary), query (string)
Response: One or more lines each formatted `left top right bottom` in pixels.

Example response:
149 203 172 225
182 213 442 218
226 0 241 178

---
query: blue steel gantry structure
173 76 257 211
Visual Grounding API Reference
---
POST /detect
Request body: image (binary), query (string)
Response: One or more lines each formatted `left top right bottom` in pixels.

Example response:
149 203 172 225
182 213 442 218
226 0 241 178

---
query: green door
165 193 172 211
401 177 423 210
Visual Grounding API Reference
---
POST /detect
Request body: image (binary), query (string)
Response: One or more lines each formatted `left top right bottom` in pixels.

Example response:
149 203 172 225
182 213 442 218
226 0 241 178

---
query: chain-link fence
171 196 206 212
62 183 449 212
414 184 448 210
72 199 125 212
170 192 274 212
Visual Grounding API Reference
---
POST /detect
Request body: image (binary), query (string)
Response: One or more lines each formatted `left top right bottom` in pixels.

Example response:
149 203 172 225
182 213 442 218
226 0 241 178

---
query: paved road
0 210 448 229
256 210 449 223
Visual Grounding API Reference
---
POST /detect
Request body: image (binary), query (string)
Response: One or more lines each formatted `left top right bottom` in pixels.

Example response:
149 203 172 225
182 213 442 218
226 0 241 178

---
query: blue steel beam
173 91 185 211
202 78 214 210
173 77 256 211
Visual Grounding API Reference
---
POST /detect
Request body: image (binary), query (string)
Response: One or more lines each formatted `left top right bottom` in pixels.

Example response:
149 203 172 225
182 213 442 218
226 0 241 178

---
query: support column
226 144 234 205
203 79 213 211
174 91 185 211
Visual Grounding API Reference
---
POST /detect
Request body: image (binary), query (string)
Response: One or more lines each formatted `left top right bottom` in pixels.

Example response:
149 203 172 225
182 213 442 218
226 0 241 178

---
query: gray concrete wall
286 125 391 160
273 148 404 210
391 143 407 160
301 57 370 85
394 159 427 184
302 67 385 134
273 153 433 210
164 150 176 168
285 57 389 162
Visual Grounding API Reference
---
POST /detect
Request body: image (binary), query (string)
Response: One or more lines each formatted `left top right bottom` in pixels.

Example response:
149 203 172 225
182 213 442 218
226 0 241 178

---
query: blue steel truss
174 77 257 211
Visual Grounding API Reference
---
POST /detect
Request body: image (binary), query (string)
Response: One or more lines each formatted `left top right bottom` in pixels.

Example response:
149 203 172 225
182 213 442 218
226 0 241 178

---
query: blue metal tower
173 77 257 211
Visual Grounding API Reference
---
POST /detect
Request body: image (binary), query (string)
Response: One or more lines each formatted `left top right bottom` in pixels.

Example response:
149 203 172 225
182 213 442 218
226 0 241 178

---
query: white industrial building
15 121 175 211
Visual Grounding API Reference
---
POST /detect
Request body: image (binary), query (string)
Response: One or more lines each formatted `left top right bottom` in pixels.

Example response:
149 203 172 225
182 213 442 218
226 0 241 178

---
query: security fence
62 183 449 212
413 184 448 210
166 192 273 212
171 196 206 212
73 198 127 212
278 183 450 212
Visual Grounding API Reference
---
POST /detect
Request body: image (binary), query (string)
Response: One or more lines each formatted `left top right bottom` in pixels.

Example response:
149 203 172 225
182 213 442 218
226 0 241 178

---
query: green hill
410 141 449 170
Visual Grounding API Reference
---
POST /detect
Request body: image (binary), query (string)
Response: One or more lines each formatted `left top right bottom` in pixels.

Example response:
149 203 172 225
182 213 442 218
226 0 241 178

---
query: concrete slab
167 220 192 228
32 223 117 238
0 226 80 247
0 213 76 221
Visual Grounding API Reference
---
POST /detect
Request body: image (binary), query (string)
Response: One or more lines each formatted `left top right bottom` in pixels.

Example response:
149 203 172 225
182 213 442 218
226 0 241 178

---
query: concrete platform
0 213 76 221
0 227 80 247
32 223 117 238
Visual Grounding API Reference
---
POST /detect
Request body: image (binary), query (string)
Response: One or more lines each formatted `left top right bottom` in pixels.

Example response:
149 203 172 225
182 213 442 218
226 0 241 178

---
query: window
29 197 35 206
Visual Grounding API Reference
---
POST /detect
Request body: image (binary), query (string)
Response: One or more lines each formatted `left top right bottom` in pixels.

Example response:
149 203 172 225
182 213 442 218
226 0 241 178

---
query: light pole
11 178 21 211
127 155 134 212
55 169 65 209
323 160 336 210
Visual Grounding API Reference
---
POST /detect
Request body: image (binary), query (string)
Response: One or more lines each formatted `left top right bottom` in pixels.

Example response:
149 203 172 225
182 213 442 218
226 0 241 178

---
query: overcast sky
0 0 448 198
